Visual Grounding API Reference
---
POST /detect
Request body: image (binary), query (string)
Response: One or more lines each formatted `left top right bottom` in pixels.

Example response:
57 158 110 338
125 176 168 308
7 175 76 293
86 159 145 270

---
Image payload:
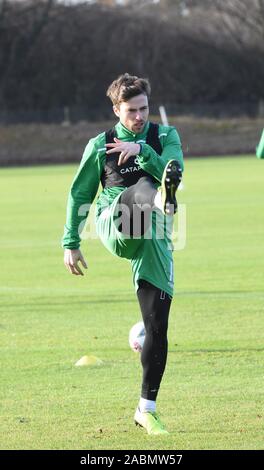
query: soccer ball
129 321 145 353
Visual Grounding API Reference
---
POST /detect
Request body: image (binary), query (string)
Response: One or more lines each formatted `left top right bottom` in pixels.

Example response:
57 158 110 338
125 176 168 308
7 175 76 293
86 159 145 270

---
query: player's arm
62 136 103 275
137 126 184 182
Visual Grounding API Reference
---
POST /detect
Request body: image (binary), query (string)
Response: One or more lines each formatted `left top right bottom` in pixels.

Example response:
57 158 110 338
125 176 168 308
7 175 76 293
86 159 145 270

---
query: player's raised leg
118 159 182 237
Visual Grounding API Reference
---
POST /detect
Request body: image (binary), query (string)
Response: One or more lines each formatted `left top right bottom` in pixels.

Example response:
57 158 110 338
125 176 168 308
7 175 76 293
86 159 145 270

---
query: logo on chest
120 156 140 174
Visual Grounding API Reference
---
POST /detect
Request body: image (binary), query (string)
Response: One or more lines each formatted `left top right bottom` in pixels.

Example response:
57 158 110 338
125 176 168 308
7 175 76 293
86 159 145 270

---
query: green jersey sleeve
137 126 184 182
62 135 104 249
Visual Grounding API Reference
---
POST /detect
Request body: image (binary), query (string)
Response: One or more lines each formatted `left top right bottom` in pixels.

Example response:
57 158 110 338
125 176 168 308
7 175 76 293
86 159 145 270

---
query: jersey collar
115 121 150 140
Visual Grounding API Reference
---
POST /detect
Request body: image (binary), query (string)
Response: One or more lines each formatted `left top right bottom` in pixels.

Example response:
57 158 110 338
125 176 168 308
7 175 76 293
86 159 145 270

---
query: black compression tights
137 279 172 401
119 177 157 236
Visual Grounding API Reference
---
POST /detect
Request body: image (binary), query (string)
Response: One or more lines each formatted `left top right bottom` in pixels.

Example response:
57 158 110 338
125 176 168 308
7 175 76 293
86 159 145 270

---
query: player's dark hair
106 73 151 107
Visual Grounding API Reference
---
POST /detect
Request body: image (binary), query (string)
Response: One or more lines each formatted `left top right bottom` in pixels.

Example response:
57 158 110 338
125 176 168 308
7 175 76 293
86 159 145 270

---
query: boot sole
134 418 169 435
161 160 182 215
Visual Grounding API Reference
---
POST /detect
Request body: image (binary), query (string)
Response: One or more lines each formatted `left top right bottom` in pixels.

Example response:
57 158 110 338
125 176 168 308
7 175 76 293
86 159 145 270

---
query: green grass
0 155 263 450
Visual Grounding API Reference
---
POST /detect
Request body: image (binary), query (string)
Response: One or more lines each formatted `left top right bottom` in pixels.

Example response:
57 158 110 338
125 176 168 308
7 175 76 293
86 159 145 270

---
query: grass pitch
0 155 263 450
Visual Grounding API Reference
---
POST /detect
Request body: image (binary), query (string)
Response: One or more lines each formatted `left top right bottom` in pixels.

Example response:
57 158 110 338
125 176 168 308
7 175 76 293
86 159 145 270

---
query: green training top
62 120 184 249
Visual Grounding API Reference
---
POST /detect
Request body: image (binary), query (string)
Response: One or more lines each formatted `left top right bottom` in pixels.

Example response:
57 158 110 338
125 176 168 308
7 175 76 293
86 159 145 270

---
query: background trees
0 0 263 118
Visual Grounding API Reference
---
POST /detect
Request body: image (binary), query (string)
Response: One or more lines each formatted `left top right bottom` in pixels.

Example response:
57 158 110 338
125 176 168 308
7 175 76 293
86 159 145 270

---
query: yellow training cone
75 355 103 366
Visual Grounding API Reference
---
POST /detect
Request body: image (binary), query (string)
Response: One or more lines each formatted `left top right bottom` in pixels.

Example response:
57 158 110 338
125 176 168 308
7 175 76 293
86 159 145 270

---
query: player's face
113 94 149 134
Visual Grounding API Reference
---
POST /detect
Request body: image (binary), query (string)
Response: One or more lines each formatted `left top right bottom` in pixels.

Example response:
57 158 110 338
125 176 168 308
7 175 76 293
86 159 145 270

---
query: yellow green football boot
134 408 169 435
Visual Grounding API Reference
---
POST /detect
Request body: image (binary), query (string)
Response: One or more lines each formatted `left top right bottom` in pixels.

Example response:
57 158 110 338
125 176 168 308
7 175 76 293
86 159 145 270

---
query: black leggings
118 177 157 236
137 279 172 401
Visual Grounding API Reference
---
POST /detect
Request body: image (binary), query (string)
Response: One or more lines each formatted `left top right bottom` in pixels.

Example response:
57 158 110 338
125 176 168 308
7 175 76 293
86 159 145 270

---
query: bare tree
0 0 56 106
0 0 263 114
214 0 264 50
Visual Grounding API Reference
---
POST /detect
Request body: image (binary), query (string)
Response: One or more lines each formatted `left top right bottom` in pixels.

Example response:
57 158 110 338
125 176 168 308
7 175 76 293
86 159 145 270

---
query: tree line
0 0 263 117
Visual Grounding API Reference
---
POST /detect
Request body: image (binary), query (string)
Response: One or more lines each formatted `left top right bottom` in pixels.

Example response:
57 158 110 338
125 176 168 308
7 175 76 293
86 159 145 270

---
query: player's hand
64 248 88 276
105 138 141 166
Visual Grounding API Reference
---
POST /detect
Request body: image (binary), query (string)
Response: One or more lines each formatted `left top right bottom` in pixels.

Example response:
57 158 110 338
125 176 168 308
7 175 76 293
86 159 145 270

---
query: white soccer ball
129 321 145 353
